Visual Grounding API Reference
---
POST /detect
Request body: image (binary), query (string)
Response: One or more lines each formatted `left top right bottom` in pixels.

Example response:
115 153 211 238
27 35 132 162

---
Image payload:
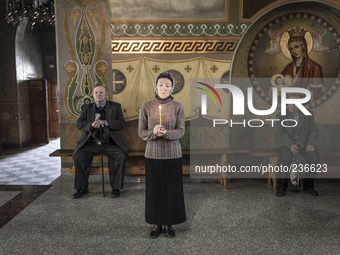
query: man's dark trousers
74 142 126 190
277 146 320 190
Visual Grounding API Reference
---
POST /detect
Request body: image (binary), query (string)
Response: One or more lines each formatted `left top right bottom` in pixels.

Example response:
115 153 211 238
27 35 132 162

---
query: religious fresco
108 0 241 39
248 13 340 109
111 57 231 121
109 0 226 20
62 1 111 121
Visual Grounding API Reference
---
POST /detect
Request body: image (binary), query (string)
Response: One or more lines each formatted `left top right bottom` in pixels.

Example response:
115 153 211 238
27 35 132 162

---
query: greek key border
111 40 239 54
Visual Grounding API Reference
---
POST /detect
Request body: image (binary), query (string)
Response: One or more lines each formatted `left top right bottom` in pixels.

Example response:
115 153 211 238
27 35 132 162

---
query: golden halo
280 27 313 59
271 74 284 87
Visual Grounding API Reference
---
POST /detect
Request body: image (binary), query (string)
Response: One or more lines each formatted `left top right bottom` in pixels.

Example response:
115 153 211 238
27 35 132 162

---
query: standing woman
138 71 186 238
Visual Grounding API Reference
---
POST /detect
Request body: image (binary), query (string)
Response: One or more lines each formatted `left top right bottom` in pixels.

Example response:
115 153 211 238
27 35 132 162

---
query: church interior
1 0 340 254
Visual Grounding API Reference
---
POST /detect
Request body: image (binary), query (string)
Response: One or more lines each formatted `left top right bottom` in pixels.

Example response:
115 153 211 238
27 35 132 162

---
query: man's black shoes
72 189 89 199
276 187 318 197
111 189 120 198
276 189 286 197
304 186 319 196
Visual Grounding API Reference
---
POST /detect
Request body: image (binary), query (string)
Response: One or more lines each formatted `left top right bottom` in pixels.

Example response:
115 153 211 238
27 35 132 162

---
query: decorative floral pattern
111 23 248 37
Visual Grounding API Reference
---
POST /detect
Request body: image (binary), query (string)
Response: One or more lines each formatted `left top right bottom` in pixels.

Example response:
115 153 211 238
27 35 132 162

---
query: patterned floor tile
0 138 61 185
0 179 17 183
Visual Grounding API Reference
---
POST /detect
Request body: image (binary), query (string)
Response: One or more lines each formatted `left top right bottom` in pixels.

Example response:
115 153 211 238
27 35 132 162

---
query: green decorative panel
111 23 249 37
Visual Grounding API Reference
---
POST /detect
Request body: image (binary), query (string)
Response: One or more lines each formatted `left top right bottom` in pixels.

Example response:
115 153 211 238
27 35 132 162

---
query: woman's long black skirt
145 157 186 225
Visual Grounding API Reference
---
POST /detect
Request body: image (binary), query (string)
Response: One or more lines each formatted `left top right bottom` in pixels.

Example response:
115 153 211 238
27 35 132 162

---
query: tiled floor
1 140 340 254
0 172 340 254
0 138 61 185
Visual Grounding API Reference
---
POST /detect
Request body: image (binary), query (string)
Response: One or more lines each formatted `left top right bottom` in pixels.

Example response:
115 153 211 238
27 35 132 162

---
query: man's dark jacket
275 110 319 149
73 101 128 158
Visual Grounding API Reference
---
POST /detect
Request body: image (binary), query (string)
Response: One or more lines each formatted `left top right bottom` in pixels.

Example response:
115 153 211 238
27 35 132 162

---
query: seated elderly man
72 84 128 199
275 93 320 197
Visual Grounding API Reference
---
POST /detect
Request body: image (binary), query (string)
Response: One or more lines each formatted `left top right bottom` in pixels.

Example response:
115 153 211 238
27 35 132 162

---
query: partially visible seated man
72 84 128 199
275 93 319 197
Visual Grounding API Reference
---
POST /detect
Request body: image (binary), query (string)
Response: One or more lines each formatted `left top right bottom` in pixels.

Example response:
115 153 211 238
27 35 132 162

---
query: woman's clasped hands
153 125 166 137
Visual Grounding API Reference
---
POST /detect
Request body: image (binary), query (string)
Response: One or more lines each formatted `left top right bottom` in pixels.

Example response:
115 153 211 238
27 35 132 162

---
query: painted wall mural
111 23 247 37
112 70 126 94
109 0 227 20
62 1 111 121
248 12 340 109
111 39 238 53
111 57 230 121
108 0 249 38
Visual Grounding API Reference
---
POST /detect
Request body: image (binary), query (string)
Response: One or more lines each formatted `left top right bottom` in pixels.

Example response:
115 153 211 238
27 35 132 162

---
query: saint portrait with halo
267 73 293 101
267 27 325 103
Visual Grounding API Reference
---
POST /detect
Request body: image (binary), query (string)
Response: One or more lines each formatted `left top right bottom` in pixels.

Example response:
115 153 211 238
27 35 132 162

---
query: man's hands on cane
153 125 166 137
306 145 315 152
92 120 105 129
291 143 316 154
290 144 299 155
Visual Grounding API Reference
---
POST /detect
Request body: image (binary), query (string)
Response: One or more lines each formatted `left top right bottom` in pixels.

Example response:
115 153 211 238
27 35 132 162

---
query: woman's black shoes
150 225 175 238
150 225 162 238
165 225 175 238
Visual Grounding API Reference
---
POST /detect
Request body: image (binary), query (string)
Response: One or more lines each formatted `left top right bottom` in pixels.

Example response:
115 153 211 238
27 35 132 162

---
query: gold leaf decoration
90 10 99 27
71 9 79 27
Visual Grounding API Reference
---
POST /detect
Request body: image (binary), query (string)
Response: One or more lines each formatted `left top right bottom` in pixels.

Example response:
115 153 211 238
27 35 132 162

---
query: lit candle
159 105 161 125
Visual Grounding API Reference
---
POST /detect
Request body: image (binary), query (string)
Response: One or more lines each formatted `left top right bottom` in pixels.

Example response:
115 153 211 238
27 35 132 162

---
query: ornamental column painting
56 0 112 122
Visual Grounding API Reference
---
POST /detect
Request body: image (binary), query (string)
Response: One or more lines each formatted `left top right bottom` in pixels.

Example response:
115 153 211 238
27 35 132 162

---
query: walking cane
290 151 301 188
100 126 105 197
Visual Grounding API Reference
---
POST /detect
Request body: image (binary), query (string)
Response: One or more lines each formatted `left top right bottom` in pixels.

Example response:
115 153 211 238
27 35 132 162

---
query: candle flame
159 105 161 110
